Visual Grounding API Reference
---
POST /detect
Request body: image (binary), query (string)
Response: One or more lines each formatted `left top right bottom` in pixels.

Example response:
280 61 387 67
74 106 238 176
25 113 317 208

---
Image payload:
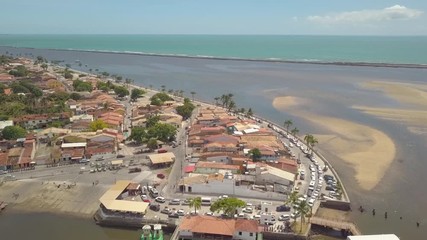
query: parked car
140 195 150 202
168 212 180 218
182 199 191 205
155 197 166 203
161 208 171 214
169 199 181 205
149 203 160 211
276 205 291 212
177 209 185 216
278 214 290 221
116 154 125 158
157 173 165 179
129 167 142 173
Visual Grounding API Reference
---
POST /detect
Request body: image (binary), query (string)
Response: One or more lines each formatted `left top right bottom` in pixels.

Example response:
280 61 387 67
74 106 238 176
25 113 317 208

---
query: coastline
3 45 427 69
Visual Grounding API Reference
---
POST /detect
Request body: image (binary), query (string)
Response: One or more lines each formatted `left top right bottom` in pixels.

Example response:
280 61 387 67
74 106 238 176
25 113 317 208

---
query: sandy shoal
273 96 396 190
353 106 427 135
361 81 427 108
271 96 307 109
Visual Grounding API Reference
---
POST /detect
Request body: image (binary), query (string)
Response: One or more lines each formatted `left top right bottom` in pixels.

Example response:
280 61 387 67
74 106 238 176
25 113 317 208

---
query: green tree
114 86 129 97
9 65 28 77
130 88 146 101
284 120 293 133
41 63 48 71
176 98 196 120
285 191 300 206
246 108 253 117
2 125 26 140
89 119 108 131
128 126 147 144
291 127 299 137
69 92 82 101
146 138 158 150
73 79 92 92
248 148 262 162
210 197 246 218
146 122 177 142
214 97 220 105
189 197 202 213
190 91 196 101
146 115 160 128
295 200 311 233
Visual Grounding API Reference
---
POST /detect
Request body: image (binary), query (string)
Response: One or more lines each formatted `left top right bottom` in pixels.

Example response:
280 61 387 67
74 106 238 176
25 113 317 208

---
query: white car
242 207 253 213
155 196 166 203
177 209 185 216
278 214 290 221
308 198 315 207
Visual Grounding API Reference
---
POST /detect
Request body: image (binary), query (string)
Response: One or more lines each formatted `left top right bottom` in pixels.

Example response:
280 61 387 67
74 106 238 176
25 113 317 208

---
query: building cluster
179 107 298 199
130 99 182 128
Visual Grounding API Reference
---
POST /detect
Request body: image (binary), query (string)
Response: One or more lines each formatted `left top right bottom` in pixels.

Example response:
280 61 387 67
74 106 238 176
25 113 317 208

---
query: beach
273 96 396 191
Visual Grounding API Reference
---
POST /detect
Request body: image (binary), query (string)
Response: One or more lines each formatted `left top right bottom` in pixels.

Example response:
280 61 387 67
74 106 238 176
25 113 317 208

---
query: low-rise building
147 152 176 168
347 235 399 240
178 215 262 240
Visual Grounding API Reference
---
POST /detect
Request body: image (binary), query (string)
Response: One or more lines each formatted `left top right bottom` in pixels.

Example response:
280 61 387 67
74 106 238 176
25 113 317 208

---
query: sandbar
273 96 396 190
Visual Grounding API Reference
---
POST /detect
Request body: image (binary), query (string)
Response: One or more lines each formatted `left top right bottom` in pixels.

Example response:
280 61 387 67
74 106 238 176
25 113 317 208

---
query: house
7 147 22 169
0 152 8 171
61 148 85 162
178 215 262 240
195 162 240 174
204 142 239 153
19 139 35 167
14 113 71 129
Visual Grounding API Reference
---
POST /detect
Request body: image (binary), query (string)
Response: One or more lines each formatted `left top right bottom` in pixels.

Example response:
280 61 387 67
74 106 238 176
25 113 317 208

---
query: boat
140 224 163 240
0 201 7 211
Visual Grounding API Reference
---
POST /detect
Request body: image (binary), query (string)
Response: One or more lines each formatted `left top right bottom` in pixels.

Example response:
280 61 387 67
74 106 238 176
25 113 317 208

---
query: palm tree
214 97 220 105
190 91 196 101
309 136 318 156
189 197 202 214
227 100 236 112
304 134 313 153
284 119 293 133
291 127 299 137
285 191 299 206
295 200 311 233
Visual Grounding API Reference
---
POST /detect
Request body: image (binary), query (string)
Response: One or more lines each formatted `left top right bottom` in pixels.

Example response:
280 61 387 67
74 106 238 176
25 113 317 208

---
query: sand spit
353 106 427 135
273 96 396 190
361 81 427 108
271 96 308 110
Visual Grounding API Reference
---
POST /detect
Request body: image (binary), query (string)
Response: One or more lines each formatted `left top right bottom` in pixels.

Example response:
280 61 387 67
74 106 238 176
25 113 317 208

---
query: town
0 54 397 240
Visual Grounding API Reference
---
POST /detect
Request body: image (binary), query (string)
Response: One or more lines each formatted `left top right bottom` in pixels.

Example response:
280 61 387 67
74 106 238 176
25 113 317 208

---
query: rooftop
147 152 176 165
99 180 148 214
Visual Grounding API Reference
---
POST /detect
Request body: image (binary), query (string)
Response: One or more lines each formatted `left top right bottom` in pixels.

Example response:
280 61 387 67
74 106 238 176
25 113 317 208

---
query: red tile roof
179 216 259 236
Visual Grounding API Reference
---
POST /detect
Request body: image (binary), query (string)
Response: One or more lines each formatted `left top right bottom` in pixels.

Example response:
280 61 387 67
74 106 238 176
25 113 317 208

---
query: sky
0 0 426 35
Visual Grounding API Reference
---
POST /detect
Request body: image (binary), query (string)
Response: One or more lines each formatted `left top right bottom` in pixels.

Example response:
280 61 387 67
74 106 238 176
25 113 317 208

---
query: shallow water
1 47 427 239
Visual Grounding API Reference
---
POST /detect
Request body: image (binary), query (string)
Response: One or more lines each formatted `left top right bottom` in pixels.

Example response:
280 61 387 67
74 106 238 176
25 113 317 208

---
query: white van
201 197 212 206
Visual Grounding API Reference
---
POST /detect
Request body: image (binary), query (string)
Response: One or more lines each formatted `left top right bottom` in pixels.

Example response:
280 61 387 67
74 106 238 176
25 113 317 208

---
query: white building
347 234 399 240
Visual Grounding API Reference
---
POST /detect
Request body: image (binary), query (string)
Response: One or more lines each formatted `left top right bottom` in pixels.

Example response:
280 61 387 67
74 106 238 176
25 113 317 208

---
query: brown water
0 209 144 240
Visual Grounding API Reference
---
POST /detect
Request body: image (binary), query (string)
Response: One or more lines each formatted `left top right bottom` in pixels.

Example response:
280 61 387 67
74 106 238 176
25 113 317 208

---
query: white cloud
308 5 423 24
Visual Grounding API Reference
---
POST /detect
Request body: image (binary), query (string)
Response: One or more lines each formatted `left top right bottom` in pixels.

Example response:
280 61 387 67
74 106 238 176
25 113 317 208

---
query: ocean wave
2 45 427 69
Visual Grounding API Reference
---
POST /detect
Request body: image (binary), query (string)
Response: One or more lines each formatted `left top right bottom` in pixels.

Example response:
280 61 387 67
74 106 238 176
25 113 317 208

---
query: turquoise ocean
1 34 427 64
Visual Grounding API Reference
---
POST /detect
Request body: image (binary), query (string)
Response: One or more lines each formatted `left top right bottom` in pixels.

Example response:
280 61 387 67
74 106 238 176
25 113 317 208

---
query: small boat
0 201 8 211
140 224 163 240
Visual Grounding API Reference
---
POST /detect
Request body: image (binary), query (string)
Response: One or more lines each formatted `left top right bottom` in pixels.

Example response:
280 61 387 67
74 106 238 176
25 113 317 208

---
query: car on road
157 173 165 179
116 154 125 158
168 212 179 218
278 214 290 221
242 207 253 213
155 196 166 203
169 199 181 205
218 195 228 199
276 205 291 212
140 195 150 202
177 209 185 216
182 199 191 205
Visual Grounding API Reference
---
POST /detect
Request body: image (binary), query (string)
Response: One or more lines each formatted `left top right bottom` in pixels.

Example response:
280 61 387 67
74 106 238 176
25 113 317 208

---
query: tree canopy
130 88 146 101
176 98 196 119
9 65 28 77
89 119 108 131
114 85 129 97
10 81 43 97
150 92 173 106
73 79 92 92
248 148 262 162
2 125 26 140
210 197 246 217
128 122 177 144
